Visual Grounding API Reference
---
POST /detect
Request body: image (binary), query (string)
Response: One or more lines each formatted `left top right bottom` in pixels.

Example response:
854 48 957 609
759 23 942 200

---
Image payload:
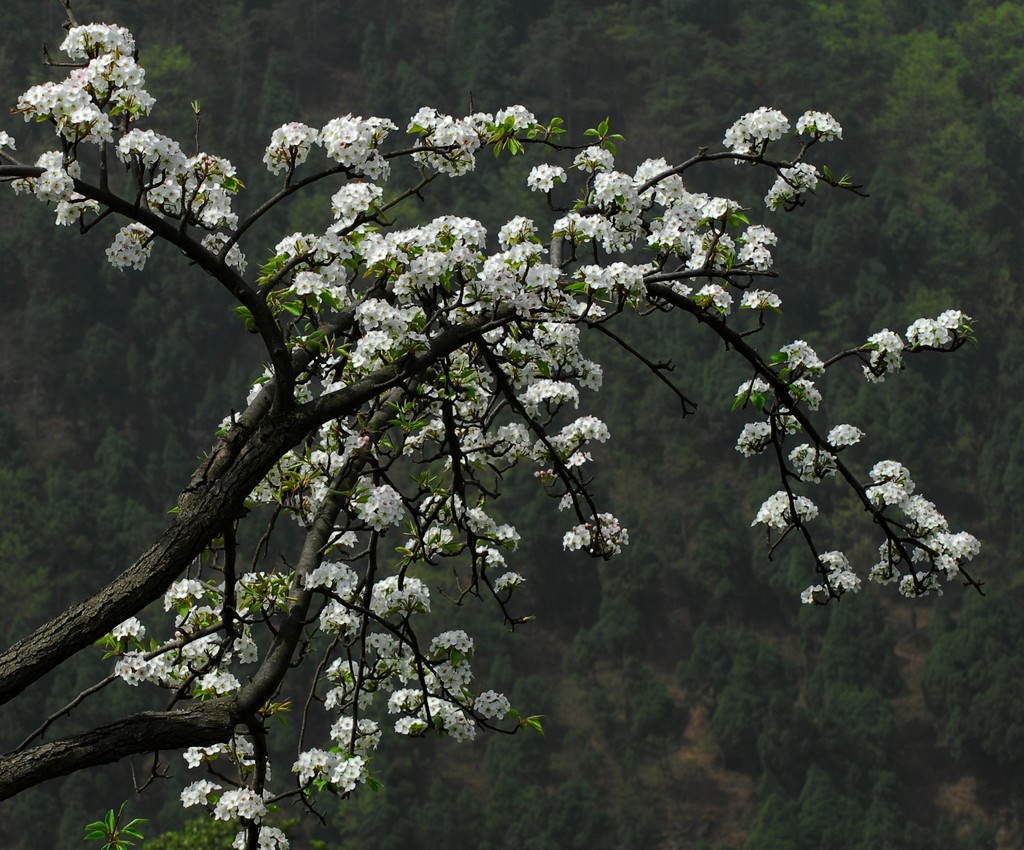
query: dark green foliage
795 765 863 850
709 638 795 774
143 817 238 850
924 592 1024 768
817 683 895 791
742 793 798 850
808 599 902 704
757 694 815 794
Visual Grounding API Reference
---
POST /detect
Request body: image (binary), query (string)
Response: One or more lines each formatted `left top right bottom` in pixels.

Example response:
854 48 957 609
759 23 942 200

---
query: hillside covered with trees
0 1 1020 848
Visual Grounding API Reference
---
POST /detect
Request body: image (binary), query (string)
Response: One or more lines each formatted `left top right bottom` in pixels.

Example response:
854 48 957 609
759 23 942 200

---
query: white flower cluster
232 826 289 850
736 224 778 270
370 575 431 618
183 736 260 774
352 480 405 531
827 423 864 447
788 378 822 410
329 717 381 756
112 133 240 233
752 491 819 530
263 121 319 175
10 151 76 212
736 421 772 457
765 162 819 210
111 616 145 642
521 379 580 415
181 779 221 808
789 443 837 483
906 310 972 349
9 24 154 224
795 110 843 141
164 578 208 612
213 788 268 821
801 550 860 603
858 462 981 594
0 131 14 151
862 328 904 382
735 377 771 401
293 748 369 793
723 107 791 155
562 513 629 556
572 262 646 298
407 107 490 177
320 114 396 180
497 215 537 248
303 560 358 594
573 146 615 172
196 670 241 696
331 182 384 229
60 23 135 59
779 339 825 376
105 223 154 271
527 163 567 192
866 460 914 507
430 629 473 657
593 170 643 221
117 128 185 169
694 283 733 314
492 571 525 594
474 689 511 719
201 232 247 273
494 104 536 132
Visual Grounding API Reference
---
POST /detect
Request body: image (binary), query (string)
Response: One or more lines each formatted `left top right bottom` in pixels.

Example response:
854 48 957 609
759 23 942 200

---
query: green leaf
122 820 147 839
523 715 545 735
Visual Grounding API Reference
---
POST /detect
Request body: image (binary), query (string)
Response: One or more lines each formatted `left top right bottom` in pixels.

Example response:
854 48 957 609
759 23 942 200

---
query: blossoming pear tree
0 11 981 850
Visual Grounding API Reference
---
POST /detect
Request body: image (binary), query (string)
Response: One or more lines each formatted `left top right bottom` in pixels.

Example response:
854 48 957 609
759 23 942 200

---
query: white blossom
736 422 772 457
827 423 864 448
723 107 790 155
752 491 818 529
181 779 221 808
264 121 319 174
352 481 405 531
863 329 904 382
213 788 267 821
527 163 567 191
795 110 843 141
105 223 153 270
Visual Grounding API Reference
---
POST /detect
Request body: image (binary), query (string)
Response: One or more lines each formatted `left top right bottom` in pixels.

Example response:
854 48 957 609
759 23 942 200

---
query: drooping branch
0 165 295 408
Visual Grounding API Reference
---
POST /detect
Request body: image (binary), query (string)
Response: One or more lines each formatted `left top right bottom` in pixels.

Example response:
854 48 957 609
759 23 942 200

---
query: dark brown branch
0 701 237 801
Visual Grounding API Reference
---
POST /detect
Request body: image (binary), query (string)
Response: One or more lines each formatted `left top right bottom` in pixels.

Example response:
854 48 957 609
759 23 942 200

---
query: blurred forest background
0 0 1021 848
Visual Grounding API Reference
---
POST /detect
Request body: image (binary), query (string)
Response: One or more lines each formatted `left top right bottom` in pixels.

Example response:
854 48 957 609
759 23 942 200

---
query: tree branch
0 701 237 801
